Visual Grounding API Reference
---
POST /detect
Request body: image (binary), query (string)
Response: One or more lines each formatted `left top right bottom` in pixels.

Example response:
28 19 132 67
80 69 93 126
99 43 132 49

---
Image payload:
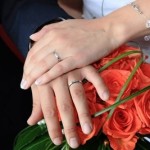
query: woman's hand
28 65 109 149
20 19 117 90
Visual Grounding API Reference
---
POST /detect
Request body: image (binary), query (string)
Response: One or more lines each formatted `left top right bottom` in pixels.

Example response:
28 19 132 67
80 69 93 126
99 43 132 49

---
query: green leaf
14 124 47 150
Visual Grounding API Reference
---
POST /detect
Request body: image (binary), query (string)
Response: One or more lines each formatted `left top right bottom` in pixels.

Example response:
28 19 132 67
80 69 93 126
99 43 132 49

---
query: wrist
94 1 150 49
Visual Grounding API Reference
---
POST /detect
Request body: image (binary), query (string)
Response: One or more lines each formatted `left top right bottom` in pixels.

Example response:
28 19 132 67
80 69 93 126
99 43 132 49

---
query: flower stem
107 57 143 119
98 50 141 72
94 85 150 117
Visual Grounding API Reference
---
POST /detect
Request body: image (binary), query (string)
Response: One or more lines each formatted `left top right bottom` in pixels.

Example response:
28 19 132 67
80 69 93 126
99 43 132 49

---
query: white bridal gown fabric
83 0 150 63
82 0 134 19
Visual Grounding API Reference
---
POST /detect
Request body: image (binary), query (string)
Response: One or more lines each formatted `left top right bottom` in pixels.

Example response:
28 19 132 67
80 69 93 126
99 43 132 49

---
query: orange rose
134 90 150 134
107 135 138 150
74 81 107 145
100 69 136 108
134 67 150 90
100 70 130 98
93 45 140 71
140 63 150 78
83 82 97 103
103 107 142 150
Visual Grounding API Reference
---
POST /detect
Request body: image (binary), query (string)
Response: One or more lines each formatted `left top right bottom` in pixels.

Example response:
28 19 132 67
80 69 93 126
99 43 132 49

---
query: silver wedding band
53 51 61 62
69 80 82 88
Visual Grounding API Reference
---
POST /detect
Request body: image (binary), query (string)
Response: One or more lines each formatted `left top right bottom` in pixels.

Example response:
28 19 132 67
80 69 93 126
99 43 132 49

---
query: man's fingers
27 85 43 125
52 77 80 149
39 84 63 146
68 77 92 135
82 66 109 101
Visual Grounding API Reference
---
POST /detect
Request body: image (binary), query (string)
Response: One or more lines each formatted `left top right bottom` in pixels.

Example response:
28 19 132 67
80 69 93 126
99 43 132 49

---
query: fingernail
102 91 109 101
27 117 32 125
35 78 42 85
53 137 62 145
69 138 79 149
29 34 35 39
82 123 92 134
20 79 28 89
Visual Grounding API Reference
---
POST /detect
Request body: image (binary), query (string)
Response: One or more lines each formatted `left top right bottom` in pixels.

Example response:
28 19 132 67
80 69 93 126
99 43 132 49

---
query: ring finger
52 76 80 149
68 77 92 135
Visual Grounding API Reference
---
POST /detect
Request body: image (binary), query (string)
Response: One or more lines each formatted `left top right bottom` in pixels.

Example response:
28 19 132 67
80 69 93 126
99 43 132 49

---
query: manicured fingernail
102 91 109 101
20 79 28 89
29 34 35 39
82 123 92 134
69 138 79 149
53 137 62 145
35 78 42 85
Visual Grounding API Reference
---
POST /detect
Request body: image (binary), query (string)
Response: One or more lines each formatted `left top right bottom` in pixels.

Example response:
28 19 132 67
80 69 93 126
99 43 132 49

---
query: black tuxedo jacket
1 0 71 57
0 1 72 149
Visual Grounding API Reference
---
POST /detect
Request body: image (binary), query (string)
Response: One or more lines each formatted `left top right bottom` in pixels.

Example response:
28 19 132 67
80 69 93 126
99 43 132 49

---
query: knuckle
28 71 38 81
44 107 57 119
43 73 51 82
57 34 66 42
78 112 90 120
39 59 48 70
30 54 38 64
55 64 64 74
64 126 77 135
49 28 58 36
60 102 72 113
32 101 39 109
49 128 61 138
42 25 49 30
73 89 83 98
74 55 86 68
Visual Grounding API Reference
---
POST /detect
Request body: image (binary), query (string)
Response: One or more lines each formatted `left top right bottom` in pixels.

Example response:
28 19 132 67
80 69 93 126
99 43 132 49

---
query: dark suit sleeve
1 0 72 57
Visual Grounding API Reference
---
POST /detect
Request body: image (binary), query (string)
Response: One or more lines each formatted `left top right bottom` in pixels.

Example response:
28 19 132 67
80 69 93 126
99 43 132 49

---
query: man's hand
27 65 109 149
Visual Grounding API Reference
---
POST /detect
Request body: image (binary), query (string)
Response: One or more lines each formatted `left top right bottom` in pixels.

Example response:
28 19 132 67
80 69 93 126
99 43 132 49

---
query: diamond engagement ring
53 51 61 62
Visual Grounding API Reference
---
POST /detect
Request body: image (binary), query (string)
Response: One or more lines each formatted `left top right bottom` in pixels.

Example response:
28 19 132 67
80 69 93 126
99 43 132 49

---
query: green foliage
13 126 111 150
13 49 150 150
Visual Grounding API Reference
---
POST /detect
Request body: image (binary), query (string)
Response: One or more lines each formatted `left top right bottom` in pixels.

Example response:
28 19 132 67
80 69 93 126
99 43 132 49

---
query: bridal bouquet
13 44 150 150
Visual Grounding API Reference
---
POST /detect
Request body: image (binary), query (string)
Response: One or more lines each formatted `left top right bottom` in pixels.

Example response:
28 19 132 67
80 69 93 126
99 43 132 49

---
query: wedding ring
53 51 61 62
69 80 82 88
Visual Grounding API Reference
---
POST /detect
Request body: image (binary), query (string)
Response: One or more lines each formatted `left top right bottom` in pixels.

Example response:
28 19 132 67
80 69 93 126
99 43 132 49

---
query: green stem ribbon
14 48 150 150
94 85 150 117
107 57 143 118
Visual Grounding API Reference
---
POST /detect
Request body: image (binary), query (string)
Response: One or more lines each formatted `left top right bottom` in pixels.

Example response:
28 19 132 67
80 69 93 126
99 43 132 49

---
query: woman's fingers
52 76 80 149
30 19 66 41
21 50 63 89
34 57 79 85
30 26 49 42
39 84 63 146
21 20 111 90
27 84 43 125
